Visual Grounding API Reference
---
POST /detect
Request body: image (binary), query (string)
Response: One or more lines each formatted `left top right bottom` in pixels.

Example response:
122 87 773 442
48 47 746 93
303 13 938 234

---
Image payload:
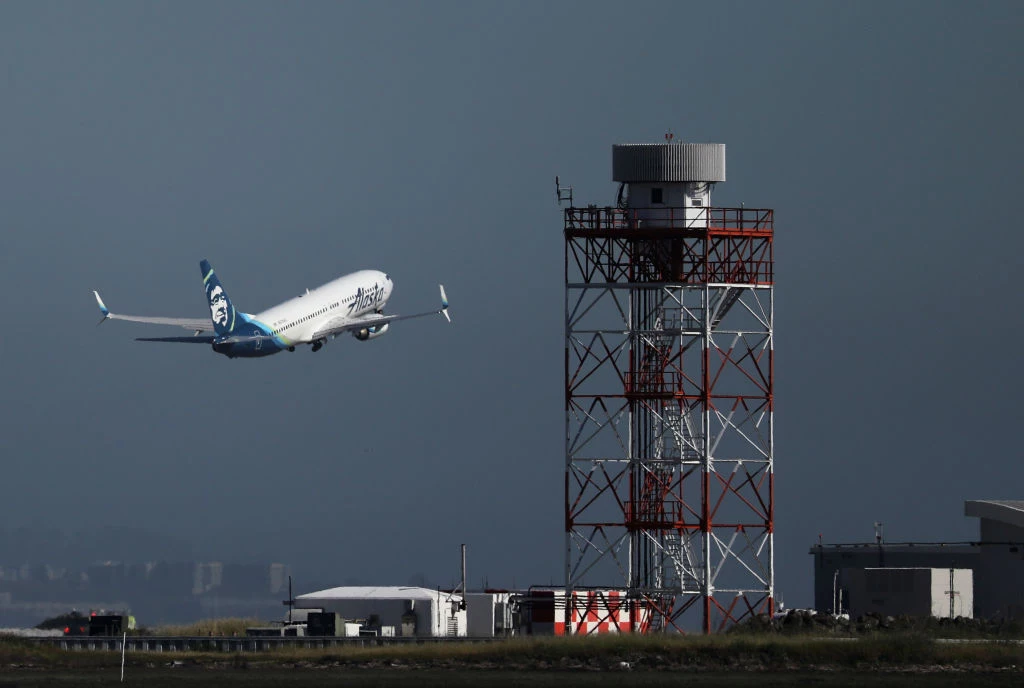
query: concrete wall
465 593 517 637
846 568 931 618
845 568 972 619
466 593 496 637
928 569 973 618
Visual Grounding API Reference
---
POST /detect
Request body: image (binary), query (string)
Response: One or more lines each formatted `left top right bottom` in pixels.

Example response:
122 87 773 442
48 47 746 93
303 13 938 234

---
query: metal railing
565 207 773 233
35 635 496 652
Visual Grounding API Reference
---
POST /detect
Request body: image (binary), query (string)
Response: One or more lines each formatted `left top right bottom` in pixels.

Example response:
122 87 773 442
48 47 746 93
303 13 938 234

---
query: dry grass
3 631 1023 672
150 617 264 637
269 633 1024 669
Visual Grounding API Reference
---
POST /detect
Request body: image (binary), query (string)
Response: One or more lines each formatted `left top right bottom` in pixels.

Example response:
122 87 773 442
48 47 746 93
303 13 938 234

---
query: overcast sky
1 1 1022 610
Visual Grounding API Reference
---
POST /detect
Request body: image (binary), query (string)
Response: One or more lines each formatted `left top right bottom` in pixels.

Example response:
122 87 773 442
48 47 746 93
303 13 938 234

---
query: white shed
294 586 466 637
465 592 516 637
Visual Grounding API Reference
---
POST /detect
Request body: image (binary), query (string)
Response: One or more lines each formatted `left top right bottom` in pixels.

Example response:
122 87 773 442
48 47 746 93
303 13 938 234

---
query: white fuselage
252 270 393 344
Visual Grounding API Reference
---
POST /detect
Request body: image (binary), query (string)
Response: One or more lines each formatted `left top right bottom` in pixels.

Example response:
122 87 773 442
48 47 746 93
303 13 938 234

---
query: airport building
287 586 662 637
964 500 1024 619
293 586 467 638
810 500 1024 619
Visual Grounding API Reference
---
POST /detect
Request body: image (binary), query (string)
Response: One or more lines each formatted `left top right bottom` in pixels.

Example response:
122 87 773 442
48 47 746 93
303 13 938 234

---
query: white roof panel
296 586 458 602
964 500 1024 529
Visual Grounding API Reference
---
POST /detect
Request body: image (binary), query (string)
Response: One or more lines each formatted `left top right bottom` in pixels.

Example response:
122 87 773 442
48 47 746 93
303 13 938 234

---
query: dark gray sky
1 1 1021 607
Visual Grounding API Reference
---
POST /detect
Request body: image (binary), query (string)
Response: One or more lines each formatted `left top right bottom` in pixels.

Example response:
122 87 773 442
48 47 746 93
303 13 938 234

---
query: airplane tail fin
200 259 238 336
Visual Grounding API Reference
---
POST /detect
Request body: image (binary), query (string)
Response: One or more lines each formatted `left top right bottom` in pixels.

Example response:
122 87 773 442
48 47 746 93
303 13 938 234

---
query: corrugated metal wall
613 143 726 183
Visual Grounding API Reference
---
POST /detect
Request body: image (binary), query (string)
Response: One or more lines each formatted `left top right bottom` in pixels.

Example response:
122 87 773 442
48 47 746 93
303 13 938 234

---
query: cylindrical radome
613 143 726 213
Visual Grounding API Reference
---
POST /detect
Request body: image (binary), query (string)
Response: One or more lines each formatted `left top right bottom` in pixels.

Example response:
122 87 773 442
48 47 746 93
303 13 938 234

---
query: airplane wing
94 291 213 333
311 284 450 340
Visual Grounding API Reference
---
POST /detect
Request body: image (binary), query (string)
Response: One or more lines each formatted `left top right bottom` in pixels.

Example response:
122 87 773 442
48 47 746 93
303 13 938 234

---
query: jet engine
354 323 389 341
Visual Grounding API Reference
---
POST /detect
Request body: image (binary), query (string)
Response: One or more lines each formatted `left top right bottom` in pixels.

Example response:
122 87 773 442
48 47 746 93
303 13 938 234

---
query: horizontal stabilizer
136 336 216 344
215 334 279 344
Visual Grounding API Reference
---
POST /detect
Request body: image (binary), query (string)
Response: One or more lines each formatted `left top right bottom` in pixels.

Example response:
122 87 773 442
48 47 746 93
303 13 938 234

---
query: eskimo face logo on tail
208 285 229 326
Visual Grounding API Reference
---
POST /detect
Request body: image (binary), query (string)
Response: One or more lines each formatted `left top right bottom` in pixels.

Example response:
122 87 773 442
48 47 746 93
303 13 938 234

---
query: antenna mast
555 176 574 206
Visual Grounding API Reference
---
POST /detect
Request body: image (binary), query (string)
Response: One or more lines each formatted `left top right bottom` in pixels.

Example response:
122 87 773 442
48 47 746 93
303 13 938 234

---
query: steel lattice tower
564 142 774 633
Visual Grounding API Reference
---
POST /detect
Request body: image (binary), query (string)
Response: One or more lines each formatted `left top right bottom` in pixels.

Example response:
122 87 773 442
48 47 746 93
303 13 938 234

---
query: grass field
4 632 1024 675
3 631 1024 688
0 669 1021 688
10 613 1024 685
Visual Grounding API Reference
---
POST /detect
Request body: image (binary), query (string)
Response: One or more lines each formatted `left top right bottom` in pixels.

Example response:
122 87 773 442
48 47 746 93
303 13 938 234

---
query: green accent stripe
203 269 214 284
245 314 292 348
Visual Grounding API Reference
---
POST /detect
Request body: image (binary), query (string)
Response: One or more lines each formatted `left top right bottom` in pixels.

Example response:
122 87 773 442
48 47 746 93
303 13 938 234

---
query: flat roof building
294 586 466 638
809 542 978 615
810 500 1024 620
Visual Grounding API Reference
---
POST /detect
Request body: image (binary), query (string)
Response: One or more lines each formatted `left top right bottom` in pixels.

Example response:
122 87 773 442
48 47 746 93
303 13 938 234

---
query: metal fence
36 635 497 653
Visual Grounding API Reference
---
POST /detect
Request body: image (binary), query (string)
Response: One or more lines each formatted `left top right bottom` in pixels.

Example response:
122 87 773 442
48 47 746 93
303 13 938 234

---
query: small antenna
442 544 469 618
460 543 467 611
555 176 573 206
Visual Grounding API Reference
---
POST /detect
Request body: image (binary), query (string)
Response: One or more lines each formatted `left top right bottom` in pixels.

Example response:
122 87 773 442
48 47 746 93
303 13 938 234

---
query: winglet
93 290 110 325
439 284 451 323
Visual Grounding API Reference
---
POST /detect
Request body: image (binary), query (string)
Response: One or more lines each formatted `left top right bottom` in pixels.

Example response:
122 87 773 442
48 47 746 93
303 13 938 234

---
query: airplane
93 259 449 358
